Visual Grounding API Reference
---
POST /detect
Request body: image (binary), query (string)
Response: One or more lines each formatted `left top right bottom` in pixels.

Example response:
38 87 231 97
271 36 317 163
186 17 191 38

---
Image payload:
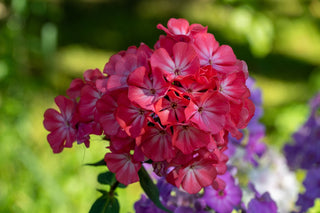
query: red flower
218 71 249 104
78 85 102 122
185 91 229 134
151 42 200 81
128 66 169 111
105 152 141 185
167 159 217 194
43 96 78 153
155 90 189 125
116 92 151 138
138 123 176 162
157 18 207 42
105 44 152 91
96 93 122 137
172 124 211 154
193 33 238 73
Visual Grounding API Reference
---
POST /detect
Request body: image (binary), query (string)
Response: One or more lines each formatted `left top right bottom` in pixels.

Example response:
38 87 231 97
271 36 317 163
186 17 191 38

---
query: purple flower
247 183 277 213
284 93 320 170
295 167 320 212
303 168 320 198
247 192 277 213
203 171 242 213
296 193 315 213
134 195 164 213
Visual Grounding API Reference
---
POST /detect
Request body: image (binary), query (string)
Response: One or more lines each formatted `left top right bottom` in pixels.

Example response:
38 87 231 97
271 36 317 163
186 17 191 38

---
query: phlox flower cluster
43 18 254 194
284 93 320 212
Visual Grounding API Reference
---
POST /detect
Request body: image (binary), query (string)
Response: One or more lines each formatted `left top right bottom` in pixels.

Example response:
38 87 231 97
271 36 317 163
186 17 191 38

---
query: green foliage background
1 0 320 212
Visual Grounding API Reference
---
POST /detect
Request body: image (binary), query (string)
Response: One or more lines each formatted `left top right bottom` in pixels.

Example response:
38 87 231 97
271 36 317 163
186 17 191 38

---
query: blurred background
0 0 320 212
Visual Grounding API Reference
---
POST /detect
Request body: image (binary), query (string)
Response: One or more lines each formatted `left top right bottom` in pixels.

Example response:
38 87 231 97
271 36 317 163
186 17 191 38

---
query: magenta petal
43 109 64 131
128 66 169 111
178 160 217 194
140 124 175 161
151 48 175 79
193 33 219 66
105 153 141 185
185 91 229 134
116 92 150 138
96 93 121 136
172 124 211 154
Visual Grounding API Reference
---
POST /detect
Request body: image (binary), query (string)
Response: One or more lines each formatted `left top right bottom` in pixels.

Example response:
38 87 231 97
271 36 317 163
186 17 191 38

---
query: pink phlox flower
96 92 124 137
151 42 200 81
193 33 238 73
230 98 255 129
76 121 102 148
105 152 141 186
169 150 194 166
154 35 176 55
106 53 139 91
66 69 105 100
109 135 135 153
43 95 79 153
116 91 151 138
78 84 103 122
157 18 207 42
167 159 218 194
66 78 85 100
106 44 152 91
137 123 176 162
83 68 105 85
237 60 249 79
127 66 170 111
185 90 229 134
172 124 211 154
173 76 210 99
213 151 229 176
155 90 189 125
211 130 229 150
225 99 255 139
218 71 250 104
195 65 218 87
103 45 143 75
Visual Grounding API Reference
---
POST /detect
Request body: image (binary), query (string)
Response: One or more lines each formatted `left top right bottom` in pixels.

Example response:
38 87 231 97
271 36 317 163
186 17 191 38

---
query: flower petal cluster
43 18 255 194
43 69 104 153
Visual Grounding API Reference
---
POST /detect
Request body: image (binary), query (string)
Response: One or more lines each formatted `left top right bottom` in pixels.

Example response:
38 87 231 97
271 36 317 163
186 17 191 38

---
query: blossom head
43 18 255 194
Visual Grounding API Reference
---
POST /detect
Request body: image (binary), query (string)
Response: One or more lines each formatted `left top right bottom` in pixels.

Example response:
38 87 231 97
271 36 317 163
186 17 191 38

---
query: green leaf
85 158 106 167
89 194 120 213
98 171 115 185
138 166 172 213
97 171 126 188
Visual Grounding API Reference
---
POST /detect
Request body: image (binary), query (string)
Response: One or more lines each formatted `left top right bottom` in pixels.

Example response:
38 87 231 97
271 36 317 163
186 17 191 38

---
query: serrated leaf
89 195 119 213
138 166 172 213
85 158 106 167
